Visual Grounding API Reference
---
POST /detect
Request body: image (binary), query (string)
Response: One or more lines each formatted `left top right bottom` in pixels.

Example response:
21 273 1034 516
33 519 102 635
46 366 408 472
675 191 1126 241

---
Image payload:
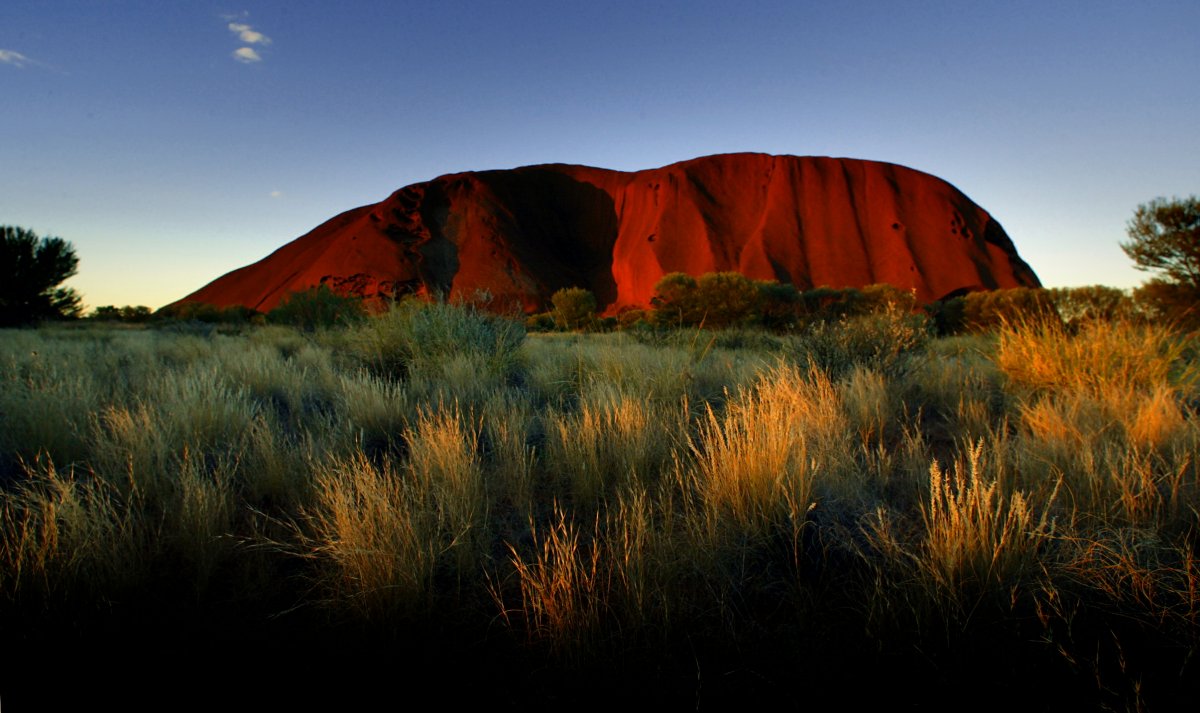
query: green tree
0 226 83 326
550 287 597 330
91 305 153 322
1121 196 1200 291
92 305 123 321
1121 196 1200 327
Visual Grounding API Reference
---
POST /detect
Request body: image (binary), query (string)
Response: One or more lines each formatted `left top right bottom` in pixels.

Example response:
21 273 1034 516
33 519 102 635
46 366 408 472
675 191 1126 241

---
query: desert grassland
2 303 1199 707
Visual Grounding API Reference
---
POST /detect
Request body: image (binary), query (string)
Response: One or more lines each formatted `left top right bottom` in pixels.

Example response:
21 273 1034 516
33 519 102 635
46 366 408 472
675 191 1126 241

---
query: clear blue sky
3 1 1197 309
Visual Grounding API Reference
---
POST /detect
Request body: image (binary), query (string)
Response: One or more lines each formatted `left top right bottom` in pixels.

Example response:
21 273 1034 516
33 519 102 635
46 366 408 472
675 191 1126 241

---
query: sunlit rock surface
177 153 1040 313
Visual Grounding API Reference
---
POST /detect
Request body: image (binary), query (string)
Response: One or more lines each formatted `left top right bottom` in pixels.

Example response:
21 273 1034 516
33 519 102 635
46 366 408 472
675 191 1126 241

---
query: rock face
177 153 1040 313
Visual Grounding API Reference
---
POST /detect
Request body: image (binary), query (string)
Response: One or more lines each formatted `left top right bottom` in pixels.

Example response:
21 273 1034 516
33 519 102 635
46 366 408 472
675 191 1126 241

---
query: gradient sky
3 1 1197 310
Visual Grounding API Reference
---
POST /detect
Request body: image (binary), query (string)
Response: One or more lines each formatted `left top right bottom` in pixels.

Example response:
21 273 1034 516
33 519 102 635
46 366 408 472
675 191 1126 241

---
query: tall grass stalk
500 506 604 655
918 441 1056 605
300 452 439 619
0 458 143 600
405 404 486 572
688 363 844 543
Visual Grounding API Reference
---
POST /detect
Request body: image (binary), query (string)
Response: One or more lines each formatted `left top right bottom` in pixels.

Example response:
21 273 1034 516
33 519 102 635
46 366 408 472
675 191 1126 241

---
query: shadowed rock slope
177 153 1040 313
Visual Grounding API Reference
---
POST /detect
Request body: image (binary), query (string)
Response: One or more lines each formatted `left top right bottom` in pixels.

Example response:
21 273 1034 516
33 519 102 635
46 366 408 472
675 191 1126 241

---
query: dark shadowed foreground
2 304 1196 709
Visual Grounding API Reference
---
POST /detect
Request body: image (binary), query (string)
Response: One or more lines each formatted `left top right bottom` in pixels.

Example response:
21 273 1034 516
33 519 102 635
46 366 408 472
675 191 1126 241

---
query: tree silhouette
1122 196 1200 291
1 226 83 326
1121 196 1200 326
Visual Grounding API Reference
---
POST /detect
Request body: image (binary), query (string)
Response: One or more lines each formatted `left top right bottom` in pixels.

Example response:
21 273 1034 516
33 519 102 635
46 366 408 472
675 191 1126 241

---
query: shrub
154 302 259 324
120 305 152 323
961 287 1060 332
754 279 801 331
859 283 918 314
791 305 931 377
798 286 867 323
267 285 366 331
615 308 650 330
525 312 556 332
1133 279 1200 330
1048 286 1138 329
345 298 525 382
91 306 122 321
693 272 759 328
550 287 598 330
649 272 702 327
0 226 83 326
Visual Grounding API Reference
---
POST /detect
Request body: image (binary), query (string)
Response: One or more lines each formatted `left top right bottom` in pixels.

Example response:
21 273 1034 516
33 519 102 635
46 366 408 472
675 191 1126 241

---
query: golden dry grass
2 311 1199 707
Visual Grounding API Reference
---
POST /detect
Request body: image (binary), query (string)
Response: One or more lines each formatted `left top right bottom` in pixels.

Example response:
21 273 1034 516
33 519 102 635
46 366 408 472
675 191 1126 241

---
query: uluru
176 153 1040 314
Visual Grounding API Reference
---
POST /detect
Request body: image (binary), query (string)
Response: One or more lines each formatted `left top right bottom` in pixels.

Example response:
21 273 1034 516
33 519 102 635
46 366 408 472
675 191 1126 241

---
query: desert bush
693 272 759 328
924 294 967 335
754 279 802 331
1048 286 1138 328
524 312 556 332
343 298 525 383
1133 279 1200 330
649 272 701 327
550 287 598 330
267 284 366 331
798 286 866 323
90 305 152 323
615 307 650 330
154 302 259 325
859 283 918 313
961 287 1060 332
789 305 931 378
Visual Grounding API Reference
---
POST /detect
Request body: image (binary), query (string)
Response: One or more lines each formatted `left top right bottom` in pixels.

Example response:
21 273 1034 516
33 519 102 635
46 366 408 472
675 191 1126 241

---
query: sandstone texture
177 153 1040 313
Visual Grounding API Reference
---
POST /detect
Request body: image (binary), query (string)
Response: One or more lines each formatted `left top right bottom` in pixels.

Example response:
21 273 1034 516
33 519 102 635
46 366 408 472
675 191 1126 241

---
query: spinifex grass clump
997 318 1196 397
687 363 845 544
298 452 440 620
789 304 930 378
298 404 488 620
1001 319 1200 532
342 298 525 386
0 458 140 601
544 385 681 504
918 441 1056 605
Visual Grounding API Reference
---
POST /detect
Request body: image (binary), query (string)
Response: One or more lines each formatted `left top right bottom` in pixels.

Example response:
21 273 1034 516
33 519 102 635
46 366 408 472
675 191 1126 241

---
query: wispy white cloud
0 49 31 68
270 190 283 199
222 14 272 63
232 47 262 63
228 22 271 46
